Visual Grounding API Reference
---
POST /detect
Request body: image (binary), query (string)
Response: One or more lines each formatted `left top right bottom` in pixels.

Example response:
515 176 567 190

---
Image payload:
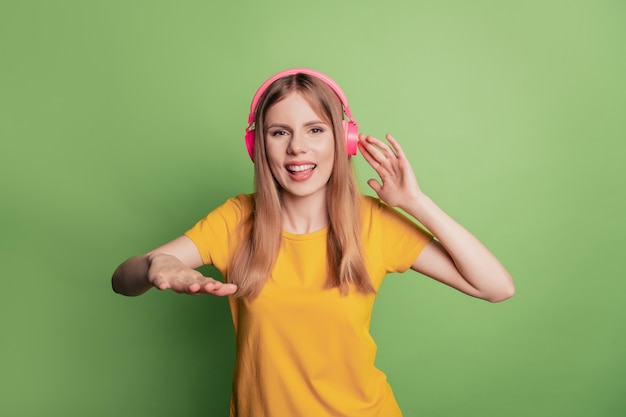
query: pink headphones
244 68 359 162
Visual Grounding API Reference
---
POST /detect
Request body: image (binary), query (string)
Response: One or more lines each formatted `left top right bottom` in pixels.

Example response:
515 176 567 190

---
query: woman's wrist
401 191 433 220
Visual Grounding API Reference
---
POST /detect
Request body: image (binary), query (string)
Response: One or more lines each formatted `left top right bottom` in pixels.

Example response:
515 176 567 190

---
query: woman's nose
287 131 306 154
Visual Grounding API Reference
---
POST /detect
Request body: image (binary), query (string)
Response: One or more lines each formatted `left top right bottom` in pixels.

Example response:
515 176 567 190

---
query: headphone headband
244 68 358 162
247 68 354 124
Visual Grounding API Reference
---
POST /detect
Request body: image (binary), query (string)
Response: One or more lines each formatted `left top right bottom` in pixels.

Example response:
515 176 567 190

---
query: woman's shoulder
229 193 254 209
216 193 254 219
357 193 418 226
358 193 387 215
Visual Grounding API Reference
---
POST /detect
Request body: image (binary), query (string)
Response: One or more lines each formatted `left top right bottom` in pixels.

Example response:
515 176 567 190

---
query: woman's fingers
384 134 407 160
184 277 238 296
158 274 233 297
148 253 235 296
359 135 386 172
360 134 401 173
367 178 382 194
364 134 395 155
207 283 238 296
151 275 171 291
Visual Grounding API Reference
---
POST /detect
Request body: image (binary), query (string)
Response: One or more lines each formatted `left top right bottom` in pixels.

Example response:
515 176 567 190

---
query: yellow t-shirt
185 194 432 417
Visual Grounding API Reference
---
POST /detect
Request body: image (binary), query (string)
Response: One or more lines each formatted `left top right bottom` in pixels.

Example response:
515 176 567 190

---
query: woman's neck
280 192 328 235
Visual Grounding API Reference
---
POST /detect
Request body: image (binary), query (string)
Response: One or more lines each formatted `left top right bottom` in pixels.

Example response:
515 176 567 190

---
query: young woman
112 68 514 417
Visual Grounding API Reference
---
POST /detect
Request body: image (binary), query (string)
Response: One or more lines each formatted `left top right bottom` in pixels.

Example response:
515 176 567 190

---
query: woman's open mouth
285 163 316 181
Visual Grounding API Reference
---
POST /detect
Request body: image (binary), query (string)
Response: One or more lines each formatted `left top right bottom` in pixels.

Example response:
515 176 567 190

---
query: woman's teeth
287 164 315 173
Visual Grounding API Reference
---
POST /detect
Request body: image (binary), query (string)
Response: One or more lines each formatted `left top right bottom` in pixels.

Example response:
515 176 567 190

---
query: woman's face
264 92 335 201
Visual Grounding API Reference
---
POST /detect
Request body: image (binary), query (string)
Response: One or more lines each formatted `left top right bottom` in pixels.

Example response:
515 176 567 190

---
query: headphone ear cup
245 129 255 161
342 120 359 156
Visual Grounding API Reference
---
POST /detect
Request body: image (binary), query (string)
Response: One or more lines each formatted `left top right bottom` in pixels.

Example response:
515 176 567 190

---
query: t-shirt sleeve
183 194 252 275
362 196 433 275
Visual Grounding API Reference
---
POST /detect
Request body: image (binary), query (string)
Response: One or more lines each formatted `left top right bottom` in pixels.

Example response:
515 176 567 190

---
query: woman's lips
285 163 316 181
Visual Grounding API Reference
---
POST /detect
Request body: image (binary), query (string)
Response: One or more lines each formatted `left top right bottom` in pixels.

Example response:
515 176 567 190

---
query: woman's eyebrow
266 123 290 130
303 120 327 126
266 120 327 129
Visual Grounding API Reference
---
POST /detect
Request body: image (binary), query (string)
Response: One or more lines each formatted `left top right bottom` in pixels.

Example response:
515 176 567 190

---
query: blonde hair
229 73 374 297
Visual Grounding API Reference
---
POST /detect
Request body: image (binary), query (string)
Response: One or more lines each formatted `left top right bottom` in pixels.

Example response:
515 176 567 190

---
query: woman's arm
358 134 514 302
111 235 237 297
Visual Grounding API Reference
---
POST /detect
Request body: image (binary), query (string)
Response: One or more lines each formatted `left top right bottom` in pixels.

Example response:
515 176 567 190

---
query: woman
112 68 514 416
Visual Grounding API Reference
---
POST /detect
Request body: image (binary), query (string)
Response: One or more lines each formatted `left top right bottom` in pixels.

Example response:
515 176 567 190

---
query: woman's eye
270 130 287 137
310 127 323 134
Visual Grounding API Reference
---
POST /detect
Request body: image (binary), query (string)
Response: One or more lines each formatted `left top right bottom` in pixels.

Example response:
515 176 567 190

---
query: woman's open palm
358 134 423 210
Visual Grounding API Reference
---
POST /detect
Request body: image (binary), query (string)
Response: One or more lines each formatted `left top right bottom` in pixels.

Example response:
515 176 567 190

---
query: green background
1 0 624 416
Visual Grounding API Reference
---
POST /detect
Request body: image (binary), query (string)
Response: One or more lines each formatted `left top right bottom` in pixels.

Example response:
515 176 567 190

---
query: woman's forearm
403 194 515 302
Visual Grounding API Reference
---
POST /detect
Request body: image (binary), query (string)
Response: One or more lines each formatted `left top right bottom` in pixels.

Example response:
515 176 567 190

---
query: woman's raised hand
147 253 237 296
358 134 423 210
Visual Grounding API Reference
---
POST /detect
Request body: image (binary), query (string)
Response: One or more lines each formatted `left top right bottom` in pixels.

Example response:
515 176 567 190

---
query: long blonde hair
229 73 375 297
